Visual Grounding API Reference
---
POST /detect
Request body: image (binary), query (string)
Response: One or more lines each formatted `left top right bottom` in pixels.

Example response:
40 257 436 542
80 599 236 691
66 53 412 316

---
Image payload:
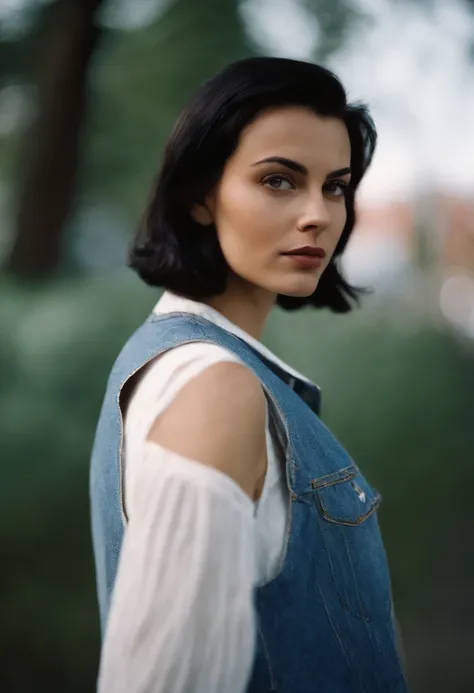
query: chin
277 276 320 298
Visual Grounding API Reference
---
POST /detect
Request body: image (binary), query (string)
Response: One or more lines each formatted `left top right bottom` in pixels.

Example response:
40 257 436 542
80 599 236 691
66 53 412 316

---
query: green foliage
79 0 257 219
305 0 369 61
0 273 156 692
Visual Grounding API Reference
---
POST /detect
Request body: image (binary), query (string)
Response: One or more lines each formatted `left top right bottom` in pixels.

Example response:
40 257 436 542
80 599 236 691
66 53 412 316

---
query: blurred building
435 194 474 340
436 194 474 276
344 191 474 340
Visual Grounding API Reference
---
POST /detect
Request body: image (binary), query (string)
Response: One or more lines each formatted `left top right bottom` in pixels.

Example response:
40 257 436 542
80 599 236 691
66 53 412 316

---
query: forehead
230 105 351 170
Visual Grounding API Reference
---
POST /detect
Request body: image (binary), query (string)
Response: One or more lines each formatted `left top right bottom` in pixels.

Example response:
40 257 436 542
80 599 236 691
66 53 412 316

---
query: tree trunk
5 0 104 280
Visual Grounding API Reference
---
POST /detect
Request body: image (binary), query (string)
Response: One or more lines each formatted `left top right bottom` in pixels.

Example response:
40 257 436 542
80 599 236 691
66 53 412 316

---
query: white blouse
97 291 313 693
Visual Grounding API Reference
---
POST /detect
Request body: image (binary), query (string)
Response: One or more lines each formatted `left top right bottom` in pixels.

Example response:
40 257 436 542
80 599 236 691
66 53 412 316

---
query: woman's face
192 105 352 300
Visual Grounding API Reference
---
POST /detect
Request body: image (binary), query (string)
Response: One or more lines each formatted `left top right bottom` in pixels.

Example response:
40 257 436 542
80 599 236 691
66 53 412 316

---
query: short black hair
129 56 377 312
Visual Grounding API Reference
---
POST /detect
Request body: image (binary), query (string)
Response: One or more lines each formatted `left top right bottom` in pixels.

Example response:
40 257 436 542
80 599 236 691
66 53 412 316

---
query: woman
90 57 408 693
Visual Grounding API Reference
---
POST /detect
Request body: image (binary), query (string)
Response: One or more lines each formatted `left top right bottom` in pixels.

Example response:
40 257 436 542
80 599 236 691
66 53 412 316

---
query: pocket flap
312 465 381 526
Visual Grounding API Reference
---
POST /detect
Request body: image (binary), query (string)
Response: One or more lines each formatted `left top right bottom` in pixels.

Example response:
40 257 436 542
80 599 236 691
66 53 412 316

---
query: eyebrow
252 156 351 179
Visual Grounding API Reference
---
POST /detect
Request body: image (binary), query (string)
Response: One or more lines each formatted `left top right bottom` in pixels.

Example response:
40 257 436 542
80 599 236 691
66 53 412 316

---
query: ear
190 201 214 226
190 188 216 226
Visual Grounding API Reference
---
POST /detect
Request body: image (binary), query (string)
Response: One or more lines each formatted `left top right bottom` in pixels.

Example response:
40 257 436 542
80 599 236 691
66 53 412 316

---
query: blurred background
1 0 474 691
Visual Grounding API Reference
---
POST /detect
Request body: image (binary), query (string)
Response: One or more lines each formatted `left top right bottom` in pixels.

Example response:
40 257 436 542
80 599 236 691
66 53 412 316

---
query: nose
296 193 331 232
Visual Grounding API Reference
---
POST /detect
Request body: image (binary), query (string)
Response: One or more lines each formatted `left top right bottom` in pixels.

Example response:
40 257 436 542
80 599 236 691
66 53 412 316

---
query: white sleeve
97 441 258 693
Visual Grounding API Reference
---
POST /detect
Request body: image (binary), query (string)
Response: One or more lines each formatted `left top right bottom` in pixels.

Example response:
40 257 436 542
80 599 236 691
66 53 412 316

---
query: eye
324 180 350 198
262 175 295 191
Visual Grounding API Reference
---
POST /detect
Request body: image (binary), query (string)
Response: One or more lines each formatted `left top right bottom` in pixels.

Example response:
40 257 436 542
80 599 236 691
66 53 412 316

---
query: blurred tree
305 0 368 62
78 0 257 223
4 0 105 280
0 1 63 85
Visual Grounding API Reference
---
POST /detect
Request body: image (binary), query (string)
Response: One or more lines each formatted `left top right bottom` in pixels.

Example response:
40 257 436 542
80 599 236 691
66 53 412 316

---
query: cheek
215 179 281 248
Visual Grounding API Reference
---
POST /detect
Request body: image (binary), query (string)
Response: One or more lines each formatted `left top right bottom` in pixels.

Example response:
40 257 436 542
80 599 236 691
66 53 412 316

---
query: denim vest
90 312 408 693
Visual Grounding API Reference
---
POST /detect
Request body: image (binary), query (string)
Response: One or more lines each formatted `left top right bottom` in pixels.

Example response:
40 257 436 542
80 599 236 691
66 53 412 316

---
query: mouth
281 245 326 269
282 246 326 258
281 253 324 270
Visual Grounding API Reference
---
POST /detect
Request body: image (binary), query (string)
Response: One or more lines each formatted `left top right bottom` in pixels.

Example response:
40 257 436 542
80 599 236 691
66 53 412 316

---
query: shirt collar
153 290 314 386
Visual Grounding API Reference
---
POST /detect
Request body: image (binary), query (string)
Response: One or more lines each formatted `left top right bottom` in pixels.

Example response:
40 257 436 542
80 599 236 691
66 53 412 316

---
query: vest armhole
264 390 288 463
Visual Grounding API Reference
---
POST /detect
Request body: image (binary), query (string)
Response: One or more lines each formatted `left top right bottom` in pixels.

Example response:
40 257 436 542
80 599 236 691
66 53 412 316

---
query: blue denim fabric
90 312 408 692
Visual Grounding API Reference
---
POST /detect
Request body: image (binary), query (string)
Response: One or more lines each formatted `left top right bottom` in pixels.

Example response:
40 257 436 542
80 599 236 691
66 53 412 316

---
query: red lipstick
284 245 326 258
282 245 326 269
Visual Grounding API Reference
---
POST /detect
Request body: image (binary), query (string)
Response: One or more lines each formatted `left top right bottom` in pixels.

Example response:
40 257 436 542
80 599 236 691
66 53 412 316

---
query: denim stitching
313 499 362 618
318 494 381 527
314 574 359 686
256 618 278 691
342 530 371 621
310 465 356 490
314 494 373 622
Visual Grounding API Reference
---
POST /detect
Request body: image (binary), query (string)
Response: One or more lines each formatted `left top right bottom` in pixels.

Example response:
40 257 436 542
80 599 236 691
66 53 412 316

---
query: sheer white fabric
97 291 309 693
98 443 258 693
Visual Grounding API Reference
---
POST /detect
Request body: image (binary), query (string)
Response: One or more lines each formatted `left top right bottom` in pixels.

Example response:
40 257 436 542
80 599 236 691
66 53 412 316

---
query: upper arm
146 361 268 501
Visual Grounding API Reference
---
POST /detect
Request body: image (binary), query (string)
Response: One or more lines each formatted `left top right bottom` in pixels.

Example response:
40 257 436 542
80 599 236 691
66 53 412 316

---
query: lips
283 246 326 258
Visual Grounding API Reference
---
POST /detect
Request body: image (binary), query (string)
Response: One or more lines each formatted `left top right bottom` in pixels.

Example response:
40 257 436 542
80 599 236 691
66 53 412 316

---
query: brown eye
262 175 294 191
325 180 349 198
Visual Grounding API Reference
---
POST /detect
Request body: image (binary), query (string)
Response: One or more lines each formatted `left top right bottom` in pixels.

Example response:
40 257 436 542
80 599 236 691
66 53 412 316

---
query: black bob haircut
129 57 377 313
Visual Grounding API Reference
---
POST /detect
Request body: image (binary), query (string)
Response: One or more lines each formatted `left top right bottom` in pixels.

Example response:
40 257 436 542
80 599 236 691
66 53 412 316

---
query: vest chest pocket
311 465 392 622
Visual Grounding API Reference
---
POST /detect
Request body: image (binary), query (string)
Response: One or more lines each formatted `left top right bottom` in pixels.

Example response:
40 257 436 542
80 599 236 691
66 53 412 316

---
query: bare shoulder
146 361 267 500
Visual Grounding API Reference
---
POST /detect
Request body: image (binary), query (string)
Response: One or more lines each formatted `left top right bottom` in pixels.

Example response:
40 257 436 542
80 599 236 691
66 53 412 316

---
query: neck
204 278 276 340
